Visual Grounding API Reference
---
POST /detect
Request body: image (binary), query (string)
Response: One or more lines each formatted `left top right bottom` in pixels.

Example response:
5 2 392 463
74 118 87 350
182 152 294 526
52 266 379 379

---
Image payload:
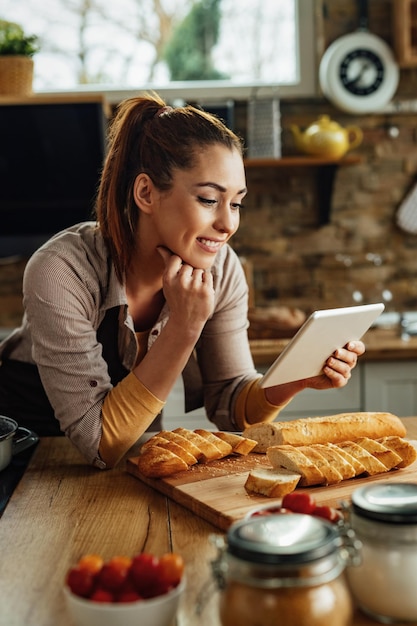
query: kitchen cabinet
274 361 417 420
264 366 362 421
164 359 417 429
363 360 417 416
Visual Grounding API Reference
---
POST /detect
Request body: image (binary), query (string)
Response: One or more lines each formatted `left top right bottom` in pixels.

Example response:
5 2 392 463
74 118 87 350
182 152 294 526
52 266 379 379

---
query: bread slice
311 443 356 480
297 446 343 485
141 434 170 450
328 443 366 476
158 430 202 460
267 445 326 487
194 428 233 457
141 435 198 466
173 427 223 462
376 436 417 469
243 412 406 450
355 437 402 470
244 468 301 498
154 440 198 466
212 431 257 455
137 446 189 478
337 441 388 476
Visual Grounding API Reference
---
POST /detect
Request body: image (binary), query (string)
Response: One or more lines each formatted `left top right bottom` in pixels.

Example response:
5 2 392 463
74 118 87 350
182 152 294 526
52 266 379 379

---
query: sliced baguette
267 445 326 487
243 412 406 451
327 443 366 476
141 434 170 451
137 446 189 478
213 431 258 455
173 427 223 462
355 437 402 470
154 441 198 466
337 441 388 476
311 443 356 480
244 468 301 498
376 436 417 468
158 430 202 460
194 428 233 457
312 443 356 480
297 446 343 485
141 435 198 466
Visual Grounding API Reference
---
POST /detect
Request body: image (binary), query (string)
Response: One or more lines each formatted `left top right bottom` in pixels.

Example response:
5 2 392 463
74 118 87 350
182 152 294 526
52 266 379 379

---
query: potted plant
0 20 40 96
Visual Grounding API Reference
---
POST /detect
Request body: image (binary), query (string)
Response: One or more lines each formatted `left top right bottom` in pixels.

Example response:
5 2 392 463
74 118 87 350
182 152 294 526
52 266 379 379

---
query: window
1 0 316 101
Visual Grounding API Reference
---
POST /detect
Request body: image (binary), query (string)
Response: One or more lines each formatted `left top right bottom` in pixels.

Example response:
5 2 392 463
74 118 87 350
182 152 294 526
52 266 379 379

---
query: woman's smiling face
144 143 247 270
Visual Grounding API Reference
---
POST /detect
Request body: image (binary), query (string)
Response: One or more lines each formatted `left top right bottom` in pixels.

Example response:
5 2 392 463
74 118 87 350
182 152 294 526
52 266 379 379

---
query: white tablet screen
260 303 384 388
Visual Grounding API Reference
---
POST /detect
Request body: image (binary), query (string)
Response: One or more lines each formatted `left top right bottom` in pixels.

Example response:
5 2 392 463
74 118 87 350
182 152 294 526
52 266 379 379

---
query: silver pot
0 415 38 471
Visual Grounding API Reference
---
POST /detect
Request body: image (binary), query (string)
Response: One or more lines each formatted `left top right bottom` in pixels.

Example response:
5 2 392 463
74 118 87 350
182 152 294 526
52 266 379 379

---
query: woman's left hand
264 340 366 407
306 340 365 390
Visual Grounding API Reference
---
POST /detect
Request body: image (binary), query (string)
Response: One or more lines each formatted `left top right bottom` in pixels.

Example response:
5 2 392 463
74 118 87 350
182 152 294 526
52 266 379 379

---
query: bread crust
172 428 223 462
355 437 402 470
194 428 233 457
213 431 257 455
266 445 326 487
158 430 202 460
297 446 343 485
337 441 388 476
376 436 417 468
137 446 189 478
314 443 357 479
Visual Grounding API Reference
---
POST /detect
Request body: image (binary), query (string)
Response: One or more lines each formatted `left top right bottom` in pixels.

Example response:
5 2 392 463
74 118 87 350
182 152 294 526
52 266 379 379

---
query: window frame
37 0 317 105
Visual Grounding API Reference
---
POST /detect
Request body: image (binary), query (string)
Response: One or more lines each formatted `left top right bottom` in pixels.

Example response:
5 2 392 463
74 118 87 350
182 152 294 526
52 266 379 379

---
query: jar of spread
211 513 359 626
347 482 417 623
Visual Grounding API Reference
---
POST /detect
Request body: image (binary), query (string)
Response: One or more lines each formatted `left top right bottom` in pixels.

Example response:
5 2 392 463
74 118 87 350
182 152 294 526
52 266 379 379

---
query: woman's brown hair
95 92 244 282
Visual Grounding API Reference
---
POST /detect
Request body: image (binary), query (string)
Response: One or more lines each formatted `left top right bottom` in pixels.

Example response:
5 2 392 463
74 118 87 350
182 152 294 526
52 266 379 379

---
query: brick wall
230 0 417 314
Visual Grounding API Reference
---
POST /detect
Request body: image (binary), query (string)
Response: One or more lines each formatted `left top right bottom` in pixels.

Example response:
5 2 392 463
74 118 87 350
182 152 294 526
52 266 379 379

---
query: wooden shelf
244 155 362 225
393 0 417 67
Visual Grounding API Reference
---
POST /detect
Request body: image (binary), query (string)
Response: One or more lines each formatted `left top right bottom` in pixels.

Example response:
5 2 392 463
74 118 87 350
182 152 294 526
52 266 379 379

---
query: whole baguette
243 412 406 452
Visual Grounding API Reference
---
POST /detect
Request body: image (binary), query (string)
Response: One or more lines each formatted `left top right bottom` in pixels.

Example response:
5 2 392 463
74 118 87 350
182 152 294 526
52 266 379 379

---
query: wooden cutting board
126 451 417 531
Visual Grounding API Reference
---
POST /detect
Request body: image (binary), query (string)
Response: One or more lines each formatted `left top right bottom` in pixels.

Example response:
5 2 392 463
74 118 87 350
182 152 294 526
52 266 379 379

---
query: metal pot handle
12 427 39 456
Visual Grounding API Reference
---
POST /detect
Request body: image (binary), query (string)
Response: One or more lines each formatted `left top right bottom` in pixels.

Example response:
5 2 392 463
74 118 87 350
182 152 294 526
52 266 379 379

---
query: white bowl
64 576 185 626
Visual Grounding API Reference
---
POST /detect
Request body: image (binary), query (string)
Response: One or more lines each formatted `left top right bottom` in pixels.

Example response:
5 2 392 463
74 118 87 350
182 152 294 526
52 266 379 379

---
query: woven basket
0 56 34 96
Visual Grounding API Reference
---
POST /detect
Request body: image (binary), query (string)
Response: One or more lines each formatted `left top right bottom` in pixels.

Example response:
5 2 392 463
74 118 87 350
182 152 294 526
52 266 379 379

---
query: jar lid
226 513 342 565
352 483 417 523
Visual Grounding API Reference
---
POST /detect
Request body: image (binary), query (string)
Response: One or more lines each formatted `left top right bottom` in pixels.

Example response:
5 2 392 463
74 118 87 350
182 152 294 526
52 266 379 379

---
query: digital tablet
260 303 384 388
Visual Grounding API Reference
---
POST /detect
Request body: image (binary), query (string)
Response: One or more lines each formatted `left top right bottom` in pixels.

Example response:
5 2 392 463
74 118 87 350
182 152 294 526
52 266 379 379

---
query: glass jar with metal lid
347 482 417 623
210 513 359 626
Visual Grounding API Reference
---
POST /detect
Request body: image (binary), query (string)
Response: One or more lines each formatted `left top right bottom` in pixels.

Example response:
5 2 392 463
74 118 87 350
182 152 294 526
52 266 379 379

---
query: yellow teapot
290 115 363 159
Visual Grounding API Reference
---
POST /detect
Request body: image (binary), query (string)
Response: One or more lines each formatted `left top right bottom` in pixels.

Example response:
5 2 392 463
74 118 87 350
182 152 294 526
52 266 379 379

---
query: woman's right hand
157 246 215 335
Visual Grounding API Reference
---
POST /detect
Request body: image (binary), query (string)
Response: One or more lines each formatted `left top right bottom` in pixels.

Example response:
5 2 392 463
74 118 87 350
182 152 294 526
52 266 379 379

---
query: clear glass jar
211 513 358 626
347 482 417 623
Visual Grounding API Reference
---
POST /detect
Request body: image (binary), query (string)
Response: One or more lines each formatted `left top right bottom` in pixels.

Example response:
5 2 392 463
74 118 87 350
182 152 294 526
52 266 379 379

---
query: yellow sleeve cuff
234 377 287 431
99 372 165 468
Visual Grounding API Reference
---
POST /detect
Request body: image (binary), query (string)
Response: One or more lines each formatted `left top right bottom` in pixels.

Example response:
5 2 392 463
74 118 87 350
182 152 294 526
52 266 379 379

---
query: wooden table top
2 418 417 626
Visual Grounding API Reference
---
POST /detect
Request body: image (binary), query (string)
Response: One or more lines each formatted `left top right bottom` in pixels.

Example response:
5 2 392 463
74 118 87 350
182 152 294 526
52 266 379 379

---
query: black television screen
0 97 108 256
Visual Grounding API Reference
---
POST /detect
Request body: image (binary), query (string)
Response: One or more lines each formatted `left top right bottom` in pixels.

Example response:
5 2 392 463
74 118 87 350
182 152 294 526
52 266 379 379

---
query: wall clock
319 29 399 115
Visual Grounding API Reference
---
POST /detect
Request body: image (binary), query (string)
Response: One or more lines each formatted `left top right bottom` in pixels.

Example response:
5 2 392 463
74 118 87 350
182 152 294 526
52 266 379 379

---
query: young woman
0 93 364 469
